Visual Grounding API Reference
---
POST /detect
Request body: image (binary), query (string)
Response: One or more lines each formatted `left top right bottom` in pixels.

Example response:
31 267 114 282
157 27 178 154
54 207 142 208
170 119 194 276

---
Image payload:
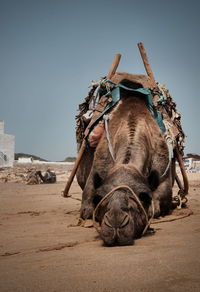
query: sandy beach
0 165 200 292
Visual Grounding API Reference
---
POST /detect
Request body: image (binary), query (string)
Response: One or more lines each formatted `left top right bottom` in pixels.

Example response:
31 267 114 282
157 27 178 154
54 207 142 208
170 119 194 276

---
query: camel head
93 166 159 246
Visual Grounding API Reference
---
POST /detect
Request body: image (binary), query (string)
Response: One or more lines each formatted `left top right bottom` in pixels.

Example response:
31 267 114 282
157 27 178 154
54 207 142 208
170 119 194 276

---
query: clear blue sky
0 0 199 161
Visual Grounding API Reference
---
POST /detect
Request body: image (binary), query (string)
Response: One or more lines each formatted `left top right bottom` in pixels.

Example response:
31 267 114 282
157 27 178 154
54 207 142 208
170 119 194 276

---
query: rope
151 209 193 224
103 114 116 162
142 200 154 235
92 185 153 236
160 119 175 178
91 85 101 111
160 138 173 178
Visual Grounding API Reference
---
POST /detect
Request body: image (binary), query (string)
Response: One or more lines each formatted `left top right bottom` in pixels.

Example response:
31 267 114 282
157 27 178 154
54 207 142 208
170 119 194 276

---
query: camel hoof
61 190 71 197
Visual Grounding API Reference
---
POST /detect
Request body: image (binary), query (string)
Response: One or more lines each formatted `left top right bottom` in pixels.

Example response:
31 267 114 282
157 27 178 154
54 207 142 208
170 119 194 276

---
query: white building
0 120 15 167
183 157 200 172
18 157 33 163
183 158 193 170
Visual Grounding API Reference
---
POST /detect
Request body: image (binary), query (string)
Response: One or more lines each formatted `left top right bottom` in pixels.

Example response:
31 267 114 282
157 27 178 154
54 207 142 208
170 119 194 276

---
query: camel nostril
104 214 113 228
120 214 130 228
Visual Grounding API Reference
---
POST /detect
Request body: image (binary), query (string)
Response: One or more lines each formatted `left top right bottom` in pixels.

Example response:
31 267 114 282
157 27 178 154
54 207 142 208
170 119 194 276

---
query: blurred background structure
0 120 15 167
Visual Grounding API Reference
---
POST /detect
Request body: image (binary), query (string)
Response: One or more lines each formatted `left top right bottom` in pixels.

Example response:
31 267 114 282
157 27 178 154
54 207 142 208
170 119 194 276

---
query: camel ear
93 172 103 189
148 170 159 191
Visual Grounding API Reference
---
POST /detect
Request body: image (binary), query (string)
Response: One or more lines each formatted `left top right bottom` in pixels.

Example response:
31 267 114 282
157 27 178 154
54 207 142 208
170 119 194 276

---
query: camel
64 44 188 246
76 79 174 246
36 170 56 183
26 169 56 184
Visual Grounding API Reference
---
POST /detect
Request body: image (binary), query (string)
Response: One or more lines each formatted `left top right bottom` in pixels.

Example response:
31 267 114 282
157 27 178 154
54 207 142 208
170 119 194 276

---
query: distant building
183 157 200 172
0 120 15 167
183 158 193 170
18 157 33 163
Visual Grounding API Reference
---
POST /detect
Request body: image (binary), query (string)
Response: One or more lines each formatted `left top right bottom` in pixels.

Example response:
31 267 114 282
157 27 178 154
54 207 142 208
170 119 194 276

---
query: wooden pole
174 147 189 195
62 53 121 197
62 140 86 197
137 42 156 84
137 42 189 197
107 54 121 79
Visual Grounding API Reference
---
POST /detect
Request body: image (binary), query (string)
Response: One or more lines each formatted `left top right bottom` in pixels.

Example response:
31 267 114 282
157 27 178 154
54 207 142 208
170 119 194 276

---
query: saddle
76 73 185 155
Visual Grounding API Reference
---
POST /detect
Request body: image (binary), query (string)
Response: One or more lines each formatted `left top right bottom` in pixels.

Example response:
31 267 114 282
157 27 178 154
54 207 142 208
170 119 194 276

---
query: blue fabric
110 83 166 134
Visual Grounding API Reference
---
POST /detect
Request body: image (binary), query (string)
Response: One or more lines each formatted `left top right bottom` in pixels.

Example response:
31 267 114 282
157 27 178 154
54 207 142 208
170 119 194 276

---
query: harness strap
103 114 116 162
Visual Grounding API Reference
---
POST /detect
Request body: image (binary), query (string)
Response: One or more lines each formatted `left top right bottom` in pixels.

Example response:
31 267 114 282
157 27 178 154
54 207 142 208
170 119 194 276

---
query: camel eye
93 172 103 189
139 192 152 205
93 194 102 206
121 207 129 212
